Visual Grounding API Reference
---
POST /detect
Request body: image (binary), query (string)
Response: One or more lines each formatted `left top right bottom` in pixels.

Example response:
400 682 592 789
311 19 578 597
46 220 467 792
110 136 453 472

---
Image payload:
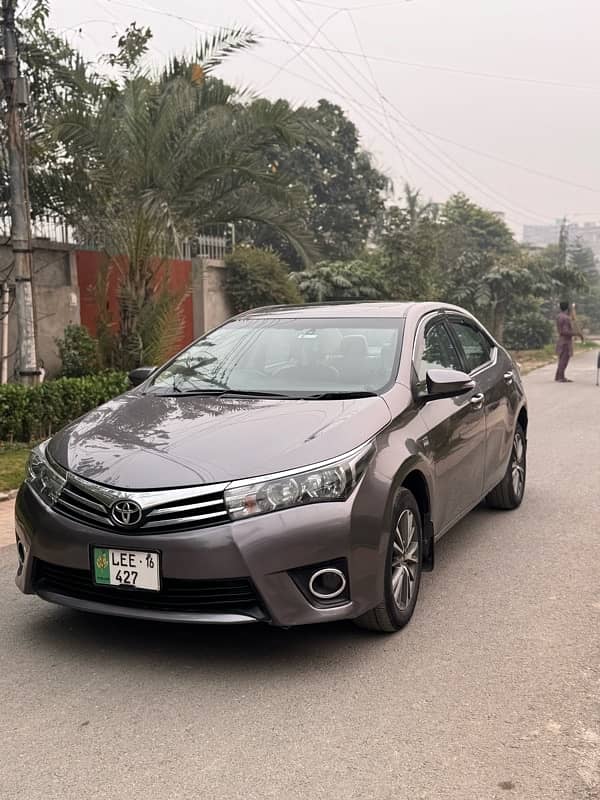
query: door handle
504 370 514 384
470 393 484 410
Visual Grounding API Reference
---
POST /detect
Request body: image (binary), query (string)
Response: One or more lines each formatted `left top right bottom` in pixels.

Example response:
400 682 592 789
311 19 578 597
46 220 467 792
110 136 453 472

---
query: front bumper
15 479 389 628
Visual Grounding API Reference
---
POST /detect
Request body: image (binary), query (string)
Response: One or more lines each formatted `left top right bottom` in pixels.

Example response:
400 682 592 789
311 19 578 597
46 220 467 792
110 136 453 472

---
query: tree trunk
492 302 507 343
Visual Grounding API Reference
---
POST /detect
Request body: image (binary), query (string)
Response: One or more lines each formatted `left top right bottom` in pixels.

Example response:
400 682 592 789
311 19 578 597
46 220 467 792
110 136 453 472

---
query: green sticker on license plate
93 548 111 585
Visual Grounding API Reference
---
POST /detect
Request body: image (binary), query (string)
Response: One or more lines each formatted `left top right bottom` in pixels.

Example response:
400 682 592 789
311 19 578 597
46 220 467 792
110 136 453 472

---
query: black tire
486 423 527 510
354 488 423 633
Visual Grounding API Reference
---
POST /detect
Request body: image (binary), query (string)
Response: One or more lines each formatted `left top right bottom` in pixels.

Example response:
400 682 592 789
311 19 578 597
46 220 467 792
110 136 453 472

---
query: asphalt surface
1 351 599 800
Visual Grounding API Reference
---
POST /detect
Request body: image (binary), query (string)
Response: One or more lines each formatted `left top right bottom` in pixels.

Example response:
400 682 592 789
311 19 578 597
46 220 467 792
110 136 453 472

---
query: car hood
48 391 392 490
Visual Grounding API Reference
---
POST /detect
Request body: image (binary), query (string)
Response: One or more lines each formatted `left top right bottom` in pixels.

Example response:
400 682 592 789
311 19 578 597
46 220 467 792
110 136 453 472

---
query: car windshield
150 317 404 397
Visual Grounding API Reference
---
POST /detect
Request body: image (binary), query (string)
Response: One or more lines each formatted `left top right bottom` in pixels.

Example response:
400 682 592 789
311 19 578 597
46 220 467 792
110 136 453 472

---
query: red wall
76 250 194 359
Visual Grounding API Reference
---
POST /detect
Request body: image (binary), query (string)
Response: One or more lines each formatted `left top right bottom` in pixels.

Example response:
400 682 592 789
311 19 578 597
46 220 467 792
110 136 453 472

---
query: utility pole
1 281 9 383
1 0 38 384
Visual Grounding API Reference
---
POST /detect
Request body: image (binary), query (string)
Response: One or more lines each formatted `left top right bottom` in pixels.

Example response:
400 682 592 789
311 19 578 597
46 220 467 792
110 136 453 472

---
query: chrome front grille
143 494 228 531
53 475 230 534
55 482 112 527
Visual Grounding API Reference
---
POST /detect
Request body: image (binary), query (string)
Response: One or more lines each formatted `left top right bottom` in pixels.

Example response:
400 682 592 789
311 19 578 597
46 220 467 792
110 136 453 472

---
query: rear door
413 314 487 531
446 315 511 495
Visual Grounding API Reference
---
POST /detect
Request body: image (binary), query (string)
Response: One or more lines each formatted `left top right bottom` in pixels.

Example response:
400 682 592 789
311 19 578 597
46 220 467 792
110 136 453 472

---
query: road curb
0 490 18 503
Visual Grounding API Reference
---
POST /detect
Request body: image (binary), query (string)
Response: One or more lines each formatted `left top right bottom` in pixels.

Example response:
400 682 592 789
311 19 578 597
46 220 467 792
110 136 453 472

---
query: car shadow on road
20 504 507 673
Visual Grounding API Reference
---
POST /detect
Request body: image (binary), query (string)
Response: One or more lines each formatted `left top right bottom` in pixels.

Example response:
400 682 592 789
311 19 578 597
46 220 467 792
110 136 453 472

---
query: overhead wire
340 6 552 221
248 0 457 191
285 0 411 181
258 6 344 93
265 41 600 92
249 47 600 203
75 0 597 213
293 0 415 10
277 0 550 224
344 5 411 181
246 0 466 202
136 0 550 224
104 0 600 93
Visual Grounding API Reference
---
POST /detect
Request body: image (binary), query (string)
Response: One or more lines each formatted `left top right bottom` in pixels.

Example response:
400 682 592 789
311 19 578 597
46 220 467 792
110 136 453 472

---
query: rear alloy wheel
486 423 527 510
354 488 423 633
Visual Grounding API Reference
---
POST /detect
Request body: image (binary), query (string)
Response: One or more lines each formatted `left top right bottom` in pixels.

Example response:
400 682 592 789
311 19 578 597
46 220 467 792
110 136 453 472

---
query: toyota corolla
15 302 527 632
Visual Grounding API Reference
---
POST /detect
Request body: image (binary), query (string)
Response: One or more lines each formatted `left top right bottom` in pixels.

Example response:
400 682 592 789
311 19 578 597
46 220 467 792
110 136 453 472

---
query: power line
285 0 411 181
79 1 586 218
421 131 600 196
340 8 550 222
105 0 600 92
266 40 600 92
247 0 511 222
259 6 343 92
293 0 414 9
245 43 595 210
270 0 550 223
344 7 411 180
247 0 433 187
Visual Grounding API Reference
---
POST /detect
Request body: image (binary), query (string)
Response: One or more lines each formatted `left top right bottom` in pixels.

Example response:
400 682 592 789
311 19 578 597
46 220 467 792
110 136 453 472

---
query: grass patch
0 444 30 492
511 341 597 375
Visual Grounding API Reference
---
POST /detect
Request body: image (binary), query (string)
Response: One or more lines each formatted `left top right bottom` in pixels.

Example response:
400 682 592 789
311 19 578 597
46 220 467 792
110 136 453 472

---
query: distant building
523 220 600 259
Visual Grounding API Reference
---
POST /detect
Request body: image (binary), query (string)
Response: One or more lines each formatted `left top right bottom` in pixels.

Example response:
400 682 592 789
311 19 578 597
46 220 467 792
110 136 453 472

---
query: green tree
244 99 390 266
378 184 440 301
0 1 104 218
568 239 599 333
436 194 519 336
225 247 302 314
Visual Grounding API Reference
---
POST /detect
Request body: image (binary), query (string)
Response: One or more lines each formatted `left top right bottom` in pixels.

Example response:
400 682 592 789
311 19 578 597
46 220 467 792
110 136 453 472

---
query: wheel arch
517 405 528 437
399 466 435 572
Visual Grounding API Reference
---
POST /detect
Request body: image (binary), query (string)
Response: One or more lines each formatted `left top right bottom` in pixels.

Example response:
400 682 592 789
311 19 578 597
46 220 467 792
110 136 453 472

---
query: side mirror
128 366 156 387
423 369 475 401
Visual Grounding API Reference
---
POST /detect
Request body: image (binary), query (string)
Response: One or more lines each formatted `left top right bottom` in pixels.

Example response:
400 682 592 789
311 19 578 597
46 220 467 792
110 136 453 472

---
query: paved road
1 351 599 800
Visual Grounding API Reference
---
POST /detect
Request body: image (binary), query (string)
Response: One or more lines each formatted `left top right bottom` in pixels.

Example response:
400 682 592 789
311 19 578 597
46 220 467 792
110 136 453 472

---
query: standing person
555 301 584 382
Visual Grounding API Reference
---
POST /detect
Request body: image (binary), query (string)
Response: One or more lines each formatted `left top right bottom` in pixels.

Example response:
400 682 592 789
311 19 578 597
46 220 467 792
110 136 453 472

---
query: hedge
0 372 129 443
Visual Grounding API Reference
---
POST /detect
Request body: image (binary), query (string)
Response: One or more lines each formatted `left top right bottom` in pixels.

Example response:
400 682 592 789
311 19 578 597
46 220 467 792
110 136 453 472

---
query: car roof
238 302 416 319
236 301 467 320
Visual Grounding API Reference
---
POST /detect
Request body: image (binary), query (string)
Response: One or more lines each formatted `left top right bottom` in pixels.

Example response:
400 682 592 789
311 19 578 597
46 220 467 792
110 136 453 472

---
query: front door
413 316 487 532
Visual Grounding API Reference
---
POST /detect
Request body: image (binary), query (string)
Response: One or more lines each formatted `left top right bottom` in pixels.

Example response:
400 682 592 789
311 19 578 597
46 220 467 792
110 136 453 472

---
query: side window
415 322 463 383
448 320 492 373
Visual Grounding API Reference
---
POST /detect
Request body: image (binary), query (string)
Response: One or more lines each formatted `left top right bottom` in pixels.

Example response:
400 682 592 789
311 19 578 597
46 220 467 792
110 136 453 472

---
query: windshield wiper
159 375 231 394
219 389 296 399
302 390 378 400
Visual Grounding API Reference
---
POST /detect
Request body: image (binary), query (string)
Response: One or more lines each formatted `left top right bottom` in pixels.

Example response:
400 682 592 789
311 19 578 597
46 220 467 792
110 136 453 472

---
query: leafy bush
56 324 99 377
0 372 128 443
225 247 302 314
503 311 554 350
292 259 389 302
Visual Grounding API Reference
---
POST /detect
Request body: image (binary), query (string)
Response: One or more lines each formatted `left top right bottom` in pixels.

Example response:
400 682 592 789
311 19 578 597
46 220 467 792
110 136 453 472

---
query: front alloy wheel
391 509 420 610
354 488 423 633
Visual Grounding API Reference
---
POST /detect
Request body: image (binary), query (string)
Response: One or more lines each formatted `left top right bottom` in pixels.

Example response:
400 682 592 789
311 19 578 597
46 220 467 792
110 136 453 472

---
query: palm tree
54 29 319 367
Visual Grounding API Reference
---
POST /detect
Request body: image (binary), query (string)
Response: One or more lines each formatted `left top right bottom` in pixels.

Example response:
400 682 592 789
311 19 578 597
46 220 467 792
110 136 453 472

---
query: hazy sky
46 0 600 237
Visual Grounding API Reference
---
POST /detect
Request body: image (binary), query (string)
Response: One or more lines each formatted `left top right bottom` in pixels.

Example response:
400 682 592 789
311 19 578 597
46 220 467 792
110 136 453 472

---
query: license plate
92 547 160 591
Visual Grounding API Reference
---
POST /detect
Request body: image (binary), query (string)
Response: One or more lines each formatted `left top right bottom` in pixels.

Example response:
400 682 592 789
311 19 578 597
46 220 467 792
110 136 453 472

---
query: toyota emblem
111 499 143 528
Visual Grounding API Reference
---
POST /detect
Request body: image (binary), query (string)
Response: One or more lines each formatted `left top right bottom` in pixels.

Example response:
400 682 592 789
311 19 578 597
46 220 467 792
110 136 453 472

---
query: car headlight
224 440 375 520
26 442 66 506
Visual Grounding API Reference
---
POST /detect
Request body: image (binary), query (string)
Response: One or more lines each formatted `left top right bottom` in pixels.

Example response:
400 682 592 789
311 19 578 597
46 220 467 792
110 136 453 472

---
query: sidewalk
0 499 15 548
